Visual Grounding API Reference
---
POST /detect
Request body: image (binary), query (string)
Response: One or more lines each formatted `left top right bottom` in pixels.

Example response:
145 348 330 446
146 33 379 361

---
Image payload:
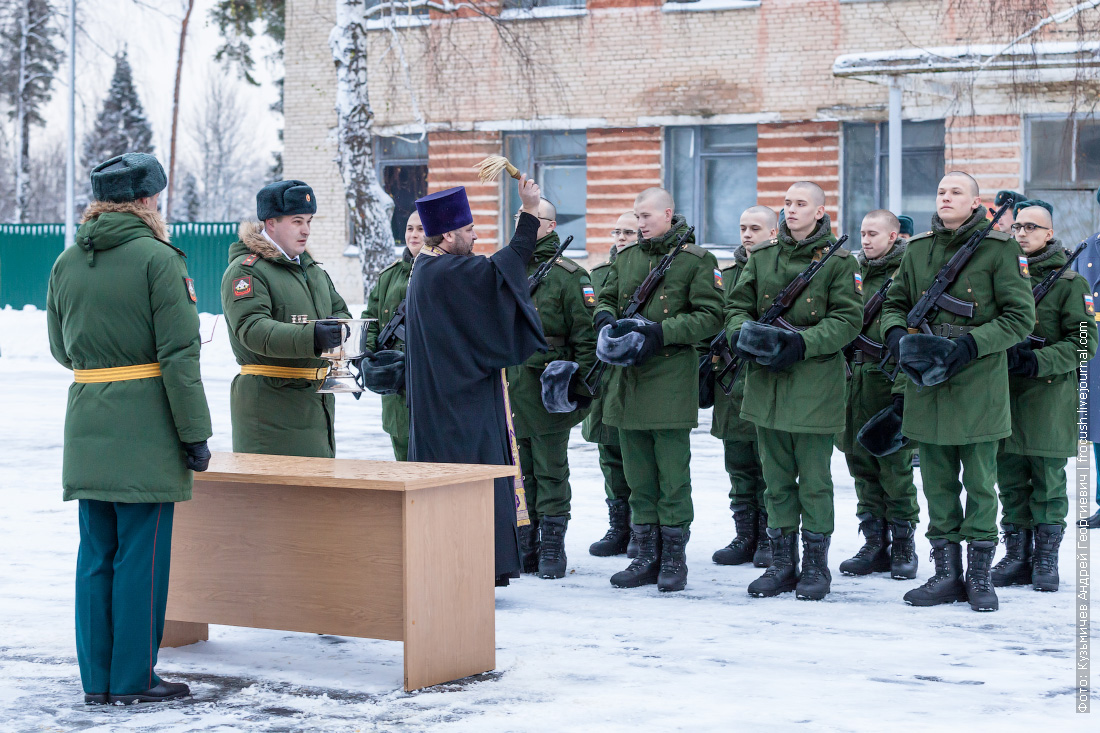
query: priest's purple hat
415 187 473 237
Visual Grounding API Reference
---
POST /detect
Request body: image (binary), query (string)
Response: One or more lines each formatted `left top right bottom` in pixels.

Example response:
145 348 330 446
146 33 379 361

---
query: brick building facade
284 0 1100 301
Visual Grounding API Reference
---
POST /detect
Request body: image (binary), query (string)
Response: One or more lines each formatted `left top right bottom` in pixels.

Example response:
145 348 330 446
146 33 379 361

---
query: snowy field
0 305 1096 732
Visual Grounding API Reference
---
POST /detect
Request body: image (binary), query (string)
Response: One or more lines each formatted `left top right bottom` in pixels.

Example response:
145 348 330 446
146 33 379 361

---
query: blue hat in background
90 153 166 203
1014 198 1054 218
897 215 914 237
995 190 1026 208
416 187 473 237
257 180 317 221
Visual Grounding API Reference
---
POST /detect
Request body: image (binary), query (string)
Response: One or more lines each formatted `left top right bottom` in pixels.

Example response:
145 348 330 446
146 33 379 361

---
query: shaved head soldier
881 171 1036 612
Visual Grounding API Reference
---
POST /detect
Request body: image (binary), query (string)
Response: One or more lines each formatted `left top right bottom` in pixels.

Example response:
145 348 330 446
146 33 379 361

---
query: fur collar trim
80 200 170 243
237 220 311 260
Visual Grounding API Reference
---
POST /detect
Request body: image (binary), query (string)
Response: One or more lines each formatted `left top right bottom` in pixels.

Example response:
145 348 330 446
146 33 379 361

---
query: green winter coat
596 216 724 430
838 241 908 453
1002 242 1096 457
362 249 413 439
711 247 757 441
726 216 863 435
47 202 212 503
507 232 599 438
221 222 351 457
581 258 618 445
879 207 1036 445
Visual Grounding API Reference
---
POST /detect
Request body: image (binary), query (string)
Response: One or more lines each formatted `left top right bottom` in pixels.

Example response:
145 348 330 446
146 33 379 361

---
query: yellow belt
73 363 162 383
240 364 329 380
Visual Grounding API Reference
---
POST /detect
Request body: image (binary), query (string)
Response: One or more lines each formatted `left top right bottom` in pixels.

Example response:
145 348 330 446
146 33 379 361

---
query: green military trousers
517 431 572 520
996 451 1069 529
723 439 766 510
390 433 409 462
918 441 999 542
844 444 919 522
599 442 630 502
619 428 693 528
756 427 835 535
76 500 174 695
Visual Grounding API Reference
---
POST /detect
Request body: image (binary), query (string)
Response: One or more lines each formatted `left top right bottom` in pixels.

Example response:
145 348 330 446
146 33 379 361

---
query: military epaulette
618 241 639 253
554 257 579 273
1060 269 1080 281
682 242 708 258
240 253 261 267
908 231 935 243
591 260 612 271
831 246 851 258
752 238 780 252
985 229 1013 242
380 258 404 274
721 262 739 273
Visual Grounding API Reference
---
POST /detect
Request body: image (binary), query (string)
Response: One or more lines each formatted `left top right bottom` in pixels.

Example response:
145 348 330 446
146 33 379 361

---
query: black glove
942 334 978 382
593 310 616 336
884 327 905 364
632 321 665 367
313 321 345 354
891 393 904 415
1006 342 1038 378
183 440 211 472
766 331 806 372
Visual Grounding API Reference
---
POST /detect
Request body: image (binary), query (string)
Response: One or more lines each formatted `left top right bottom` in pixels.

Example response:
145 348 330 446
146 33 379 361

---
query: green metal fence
0 221 238 314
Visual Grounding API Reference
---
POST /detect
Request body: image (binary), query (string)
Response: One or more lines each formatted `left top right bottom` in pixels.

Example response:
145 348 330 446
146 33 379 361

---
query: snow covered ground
0 305 1095 732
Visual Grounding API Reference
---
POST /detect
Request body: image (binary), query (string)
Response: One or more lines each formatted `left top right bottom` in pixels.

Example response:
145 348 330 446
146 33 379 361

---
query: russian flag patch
714 269 723 289
1018 255 1030 278
1085 294 1095 316
583 285 596 306
854 272 863 295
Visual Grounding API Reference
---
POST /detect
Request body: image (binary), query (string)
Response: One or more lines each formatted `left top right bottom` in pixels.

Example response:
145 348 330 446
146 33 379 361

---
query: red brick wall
944 114 1022 199
427 131 502 255
757 121 841 223
585 127 662 260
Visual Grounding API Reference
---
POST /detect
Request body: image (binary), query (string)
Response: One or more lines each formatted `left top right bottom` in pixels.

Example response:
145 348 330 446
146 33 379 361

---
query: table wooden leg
161 620 208 648
402 480 496 691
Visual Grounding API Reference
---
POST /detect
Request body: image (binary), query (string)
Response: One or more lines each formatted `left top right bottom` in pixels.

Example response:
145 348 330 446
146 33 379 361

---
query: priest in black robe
405 177 548 586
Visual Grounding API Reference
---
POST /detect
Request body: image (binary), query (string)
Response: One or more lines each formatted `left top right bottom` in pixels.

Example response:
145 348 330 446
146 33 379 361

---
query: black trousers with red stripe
75 500 174 695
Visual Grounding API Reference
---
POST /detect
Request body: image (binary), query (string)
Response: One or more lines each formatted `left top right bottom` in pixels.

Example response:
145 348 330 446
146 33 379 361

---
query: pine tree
0 0 63 223
177 172 202 222
82 50 155 172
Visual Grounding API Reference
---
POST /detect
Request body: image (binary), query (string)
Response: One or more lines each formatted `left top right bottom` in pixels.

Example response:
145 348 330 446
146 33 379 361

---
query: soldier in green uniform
711 205 776 569
361 210 423 461
593 187 724 593
881 172 1035 612
221 181 351 458
836 210 919 580
47 153 212 704
992 202 1095 592
586 212 638 558
726 181 863 601
505 198 598 579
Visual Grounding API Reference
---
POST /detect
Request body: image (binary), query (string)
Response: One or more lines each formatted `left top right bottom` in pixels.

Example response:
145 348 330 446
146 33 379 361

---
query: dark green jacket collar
533 232 562 262
777 213 834 251
640 214 692 255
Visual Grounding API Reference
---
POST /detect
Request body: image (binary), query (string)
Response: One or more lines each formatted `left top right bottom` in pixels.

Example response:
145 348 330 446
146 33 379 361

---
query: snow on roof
834 41 1100 76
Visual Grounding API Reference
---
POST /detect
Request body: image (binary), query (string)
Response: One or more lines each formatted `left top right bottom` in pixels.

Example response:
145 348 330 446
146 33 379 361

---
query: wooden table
161 452 516 691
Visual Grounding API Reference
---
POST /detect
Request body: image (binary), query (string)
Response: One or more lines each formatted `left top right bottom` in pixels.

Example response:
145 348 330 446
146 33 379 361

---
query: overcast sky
37 0 282 171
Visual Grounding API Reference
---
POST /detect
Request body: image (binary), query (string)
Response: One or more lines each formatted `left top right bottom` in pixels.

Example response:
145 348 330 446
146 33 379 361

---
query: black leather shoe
108 680 190 704
84 693 108 705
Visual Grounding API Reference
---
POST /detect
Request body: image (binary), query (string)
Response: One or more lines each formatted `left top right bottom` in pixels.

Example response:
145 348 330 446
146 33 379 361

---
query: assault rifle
582 226 696 396
713 234 849 390
1026 240 1087 349
376 299 407 351
878 202 1011 379
848 276 894 363
529 235 573 295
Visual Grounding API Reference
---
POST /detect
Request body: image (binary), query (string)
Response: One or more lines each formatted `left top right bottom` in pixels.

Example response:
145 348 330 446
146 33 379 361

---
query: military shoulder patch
833 247 851 258
854 272 863 295
618 241 639 253
555 257 579 274
683 242 708 258
986 229 1013 242
1018 255 1030 278
1085 293 1095 317
753 238 781 252
908 231 935 243
241 253 260 267
232 276 253 298
184 277 197 304
713 268 724 289
1060 269 1079 281
582 284 597 307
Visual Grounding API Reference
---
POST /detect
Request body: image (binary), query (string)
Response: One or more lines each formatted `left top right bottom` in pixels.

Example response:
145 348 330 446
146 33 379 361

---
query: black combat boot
839 515 890 576
796 530 832 600
610 524 661 588
903 538 967 606
108 680 190 705
888 519 918 580
712 504 757 566
747 528 799 597
538 516 568 579
626 526 640 559
1032 523 1063 592
517 518 540 574
965 540 999 612
752 510 772 568
990 524 1033 587
658 526 689 592
589 499 631 557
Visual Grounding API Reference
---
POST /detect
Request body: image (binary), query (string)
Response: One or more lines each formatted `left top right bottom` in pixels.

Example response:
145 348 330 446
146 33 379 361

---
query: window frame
373 135 429 250
1025 114 1100 190
501 130 588 255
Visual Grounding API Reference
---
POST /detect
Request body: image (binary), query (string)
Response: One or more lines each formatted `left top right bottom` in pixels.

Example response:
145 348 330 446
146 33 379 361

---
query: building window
503 131 587 253
375 136 428 248
842 120 944 238
503 0 585 10
665 125 757 249
1025 115 1100 248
